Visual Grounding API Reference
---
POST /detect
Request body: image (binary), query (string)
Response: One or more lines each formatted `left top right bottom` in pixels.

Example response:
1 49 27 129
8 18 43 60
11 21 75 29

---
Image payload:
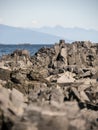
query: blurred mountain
1 24 97 44
0 24 63 44
34 25 98 43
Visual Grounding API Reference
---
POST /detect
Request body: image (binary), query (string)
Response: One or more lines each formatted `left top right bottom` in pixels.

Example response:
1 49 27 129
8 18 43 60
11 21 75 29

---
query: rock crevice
0 40 98 130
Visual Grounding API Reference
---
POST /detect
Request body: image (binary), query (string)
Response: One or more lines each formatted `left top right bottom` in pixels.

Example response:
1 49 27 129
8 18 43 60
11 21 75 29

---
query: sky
0 0 98 30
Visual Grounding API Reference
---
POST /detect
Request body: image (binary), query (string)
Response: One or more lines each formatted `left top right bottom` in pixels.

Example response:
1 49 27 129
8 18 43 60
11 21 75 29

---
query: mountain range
36 25 98 43
0 24 62 44
0 24 98 44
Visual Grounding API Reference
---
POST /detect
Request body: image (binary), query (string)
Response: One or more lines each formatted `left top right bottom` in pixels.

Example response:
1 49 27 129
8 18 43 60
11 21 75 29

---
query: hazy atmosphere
1 1 98 130
0 0 98 30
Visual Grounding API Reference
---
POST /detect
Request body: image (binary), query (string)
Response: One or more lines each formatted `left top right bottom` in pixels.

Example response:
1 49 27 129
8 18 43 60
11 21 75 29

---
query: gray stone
10 71 26 84
60 47 67 65
50 86 64 104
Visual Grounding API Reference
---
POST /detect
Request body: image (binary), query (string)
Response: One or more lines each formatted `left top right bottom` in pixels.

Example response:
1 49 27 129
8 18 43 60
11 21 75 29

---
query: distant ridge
0 24 98 44
34 25 98 43
0 24 64 44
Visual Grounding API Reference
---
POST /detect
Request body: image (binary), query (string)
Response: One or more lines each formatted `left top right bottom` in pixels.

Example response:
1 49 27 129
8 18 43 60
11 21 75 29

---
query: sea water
0 44 53 56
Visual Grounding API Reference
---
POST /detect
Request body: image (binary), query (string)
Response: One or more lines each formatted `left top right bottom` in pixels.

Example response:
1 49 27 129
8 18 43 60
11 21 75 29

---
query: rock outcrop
0 40 98 130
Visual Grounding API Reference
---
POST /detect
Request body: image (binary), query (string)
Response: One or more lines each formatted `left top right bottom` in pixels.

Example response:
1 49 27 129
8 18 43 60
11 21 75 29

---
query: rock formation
0 40 98 130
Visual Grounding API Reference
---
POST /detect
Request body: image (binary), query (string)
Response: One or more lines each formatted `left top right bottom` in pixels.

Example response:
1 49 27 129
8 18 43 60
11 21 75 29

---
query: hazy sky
0 0 98 30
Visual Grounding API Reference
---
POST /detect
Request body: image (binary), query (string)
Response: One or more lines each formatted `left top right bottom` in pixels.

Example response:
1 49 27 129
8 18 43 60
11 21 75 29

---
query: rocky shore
0 40 98 130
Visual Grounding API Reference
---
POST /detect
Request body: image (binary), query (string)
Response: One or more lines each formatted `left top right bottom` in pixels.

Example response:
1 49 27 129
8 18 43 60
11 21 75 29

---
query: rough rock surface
0 41 98 130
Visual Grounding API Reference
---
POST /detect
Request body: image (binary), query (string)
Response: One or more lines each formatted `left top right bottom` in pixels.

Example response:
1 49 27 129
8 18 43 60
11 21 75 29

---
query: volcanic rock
0 40 98 130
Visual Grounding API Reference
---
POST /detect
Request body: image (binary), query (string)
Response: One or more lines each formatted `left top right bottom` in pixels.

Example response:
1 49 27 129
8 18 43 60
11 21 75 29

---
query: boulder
79 71 91 78
10 70 26 84
0 41 98 130
11 49 30 58
57 72 75 83
93 71 98 81
29 70 49 84
10 88 25 106
10 88 26 116
0 68 11 81
54 44 60 57
50 86 64 105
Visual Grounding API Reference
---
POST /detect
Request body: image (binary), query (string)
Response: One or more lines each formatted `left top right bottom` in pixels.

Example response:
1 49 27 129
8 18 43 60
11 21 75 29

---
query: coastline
0 40 98 130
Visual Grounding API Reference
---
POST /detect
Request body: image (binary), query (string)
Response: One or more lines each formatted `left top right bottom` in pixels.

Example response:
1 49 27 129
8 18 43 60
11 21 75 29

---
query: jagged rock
59 39 65 44
10 70 26 84
10 88 26 108
50 86 64 105
28 70 49 84
79 71 91 78
11 49 30 57
38 115 69 130
27 82 49 103
80 91 90 102
0 60 11 70
12 122 38 130
57 72 75 83
0 68 11 81
22 103 69 130
70 118 86 130
54 43 60 57
93 71 98 81
70 87 83 101
64 101 80 118
0 41 98 130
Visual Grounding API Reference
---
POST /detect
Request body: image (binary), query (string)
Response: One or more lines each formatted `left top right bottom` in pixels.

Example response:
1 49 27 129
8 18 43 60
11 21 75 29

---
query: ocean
0 44 53 57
